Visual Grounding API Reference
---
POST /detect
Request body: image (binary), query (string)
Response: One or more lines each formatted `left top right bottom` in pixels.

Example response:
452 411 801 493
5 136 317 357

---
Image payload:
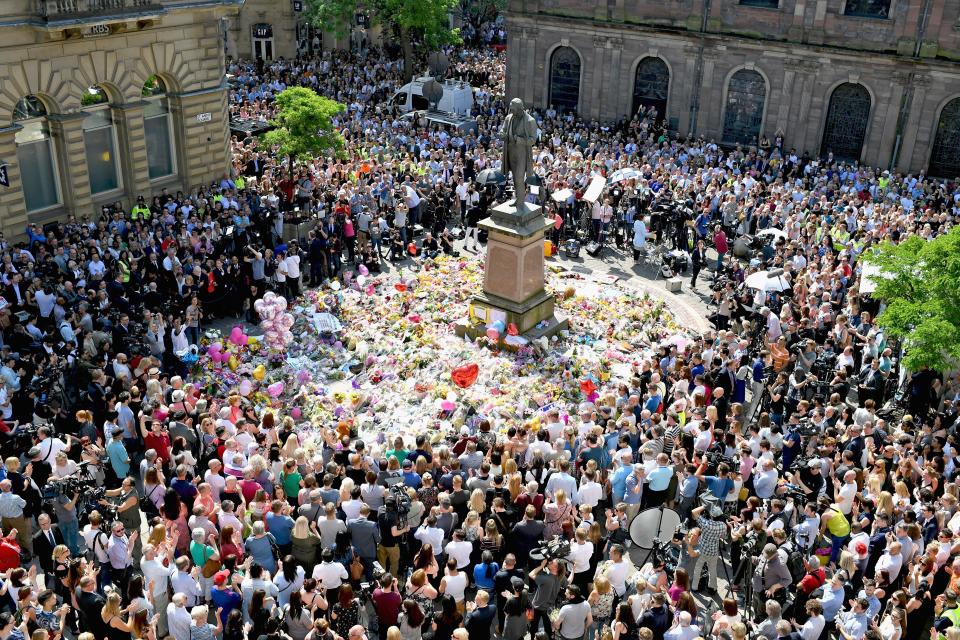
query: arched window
820 83 871 162
722 69 767 146
632 57 669 121
549 46 580 114
13 95 61 212
929 98 960 179
82 85 121 195
143 76 176 180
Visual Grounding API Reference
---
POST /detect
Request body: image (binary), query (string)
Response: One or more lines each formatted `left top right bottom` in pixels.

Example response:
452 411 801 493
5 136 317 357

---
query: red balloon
394 283 407 292
579 378 597 396
507 323 519 336
451 363 480 389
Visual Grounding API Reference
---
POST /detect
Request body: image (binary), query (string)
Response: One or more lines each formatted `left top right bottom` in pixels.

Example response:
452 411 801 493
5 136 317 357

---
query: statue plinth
456 200 568 342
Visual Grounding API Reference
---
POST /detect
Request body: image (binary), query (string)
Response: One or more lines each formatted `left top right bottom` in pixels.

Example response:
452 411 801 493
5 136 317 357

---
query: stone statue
499 98 538 207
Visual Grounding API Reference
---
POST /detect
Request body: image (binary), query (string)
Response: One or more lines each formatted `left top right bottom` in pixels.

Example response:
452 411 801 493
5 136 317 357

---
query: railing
37 0 163 19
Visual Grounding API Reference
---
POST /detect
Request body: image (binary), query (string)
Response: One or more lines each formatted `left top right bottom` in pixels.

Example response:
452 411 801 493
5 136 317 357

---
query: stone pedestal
457 200 568 340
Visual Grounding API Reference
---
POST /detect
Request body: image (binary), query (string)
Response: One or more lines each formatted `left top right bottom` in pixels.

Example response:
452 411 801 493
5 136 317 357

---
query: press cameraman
377 494 409 579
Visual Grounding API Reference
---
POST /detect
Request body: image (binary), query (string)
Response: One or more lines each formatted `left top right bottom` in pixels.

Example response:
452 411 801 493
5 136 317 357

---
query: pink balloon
440 400 456 412
239 380 252 396
486 328 500 341
291 407 302 419
267 382 284 397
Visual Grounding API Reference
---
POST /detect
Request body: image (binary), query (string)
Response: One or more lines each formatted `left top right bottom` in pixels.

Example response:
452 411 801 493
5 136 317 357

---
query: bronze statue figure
499 98 538 207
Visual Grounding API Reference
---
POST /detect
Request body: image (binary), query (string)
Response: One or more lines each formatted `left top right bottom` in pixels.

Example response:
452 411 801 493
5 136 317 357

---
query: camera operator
100 477 143 563
690 503 728 595
377 495 409 579
50 479 81 556
789 458 824 504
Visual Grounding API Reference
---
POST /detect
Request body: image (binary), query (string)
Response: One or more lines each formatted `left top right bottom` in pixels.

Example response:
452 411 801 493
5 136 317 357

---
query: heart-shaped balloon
451 363 479 389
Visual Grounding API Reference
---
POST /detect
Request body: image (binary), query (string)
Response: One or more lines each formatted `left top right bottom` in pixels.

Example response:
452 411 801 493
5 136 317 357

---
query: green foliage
260 87 345 169
864 225 960 372
304 0 461 49
461 0 505 29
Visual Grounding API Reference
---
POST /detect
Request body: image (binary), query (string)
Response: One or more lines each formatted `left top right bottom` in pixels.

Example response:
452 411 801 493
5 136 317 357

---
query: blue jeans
59 519 80 555
716 252 725 272
829 533 848 564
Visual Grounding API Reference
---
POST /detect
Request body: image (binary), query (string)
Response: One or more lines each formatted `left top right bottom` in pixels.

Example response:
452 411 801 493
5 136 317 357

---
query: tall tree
260 87 345 172
863 224 960 372
305 0 461 82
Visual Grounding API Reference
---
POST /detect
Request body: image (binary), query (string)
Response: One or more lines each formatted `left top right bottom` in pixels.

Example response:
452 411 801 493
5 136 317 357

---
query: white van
390 76 474 116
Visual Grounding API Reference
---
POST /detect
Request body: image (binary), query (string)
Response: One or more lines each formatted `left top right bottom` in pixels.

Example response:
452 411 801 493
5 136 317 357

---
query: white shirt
170 570 203 606
140 557 174 597
876 550 903 582
837 482 857 515
579 481 603 508
567 540 594 574
37 437 68 463
607 559 630 596
414 525 444 551
83 526 110 563
166 603 192 640
341 498 363 521
801 615 825 640
204 471 226 501
665 624 702 640
311 560 348 589
445 540 473 569
285 255 301 278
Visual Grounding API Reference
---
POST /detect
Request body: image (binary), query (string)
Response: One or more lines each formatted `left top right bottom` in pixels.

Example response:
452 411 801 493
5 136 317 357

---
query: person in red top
794 555 826 617
0 529 21 571
143 420 172 468
713 224 728 273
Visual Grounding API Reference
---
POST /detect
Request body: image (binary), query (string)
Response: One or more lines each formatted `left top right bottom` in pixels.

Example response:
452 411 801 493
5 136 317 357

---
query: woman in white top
567 529 594 593
710 598 742 639
438 558 468 613
273 557 306 609
877 607 904 640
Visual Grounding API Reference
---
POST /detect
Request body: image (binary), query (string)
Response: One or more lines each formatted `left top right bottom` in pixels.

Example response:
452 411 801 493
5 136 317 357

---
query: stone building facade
505 0 960 177
0 0 241 237
227 0 383 61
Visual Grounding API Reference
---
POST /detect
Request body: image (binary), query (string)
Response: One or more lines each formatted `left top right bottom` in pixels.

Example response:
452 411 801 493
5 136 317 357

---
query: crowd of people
0 16 958 640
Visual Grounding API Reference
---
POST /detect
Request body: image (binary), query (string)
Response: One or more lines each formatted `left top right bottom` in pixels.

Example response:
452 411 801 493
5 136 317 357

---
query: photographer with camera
377 494 410 579
689 502 728 596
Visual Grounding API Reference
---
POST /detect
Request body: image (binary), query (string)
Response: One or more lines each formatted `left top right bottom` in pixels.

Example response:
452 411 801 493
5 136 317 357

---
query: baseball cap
213 570 230 586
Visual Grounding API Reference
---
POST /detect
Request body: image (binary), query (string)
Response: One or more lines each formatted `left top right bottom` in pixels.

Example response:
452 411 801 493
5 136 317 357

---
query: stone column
590 36 607 120
524 28 538 108
605 37 624 121
0 124 28 235
48 111 93 217
114 101 150 208
790 62 819 155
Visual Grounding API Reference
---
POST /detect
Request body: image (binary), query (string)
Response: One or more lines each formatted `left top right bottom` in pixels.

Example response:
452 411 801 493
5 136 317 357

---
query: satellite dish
629 507 683 549
421 78 443 110
428 52 449 78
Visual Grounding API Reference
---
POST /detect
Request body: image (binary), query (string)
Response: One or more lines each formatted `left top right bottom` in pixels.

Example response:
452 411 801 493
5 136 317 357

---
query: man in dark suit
33 513 64 586
76 574 107 639
509 505 545 567
346 504 380 580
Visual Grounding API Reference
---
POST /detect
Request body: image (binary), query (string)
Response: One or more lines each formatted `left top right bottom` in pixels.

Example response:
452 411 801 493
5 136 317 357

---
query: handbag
201 547 221 579
349 549 364 582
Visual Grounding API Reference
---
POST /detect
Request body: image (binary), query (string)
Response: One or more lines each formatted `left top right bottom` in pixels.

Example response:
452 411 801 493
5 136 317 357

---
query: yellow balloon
253 365 266 381
228 355 239 371
247 336 257 345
